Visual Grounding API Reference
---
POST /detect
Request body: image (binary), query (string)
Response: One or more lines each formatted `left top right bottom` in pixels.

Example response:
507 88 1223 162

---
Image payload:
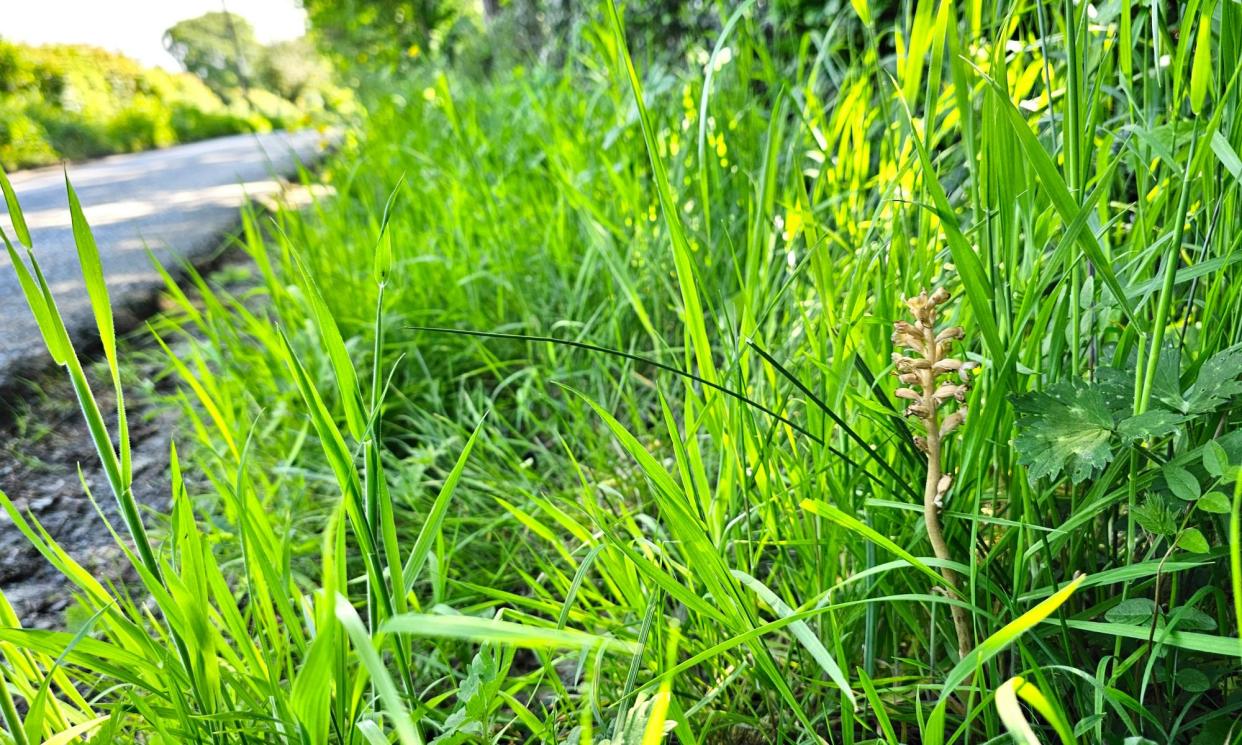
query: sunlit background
1 1 307 69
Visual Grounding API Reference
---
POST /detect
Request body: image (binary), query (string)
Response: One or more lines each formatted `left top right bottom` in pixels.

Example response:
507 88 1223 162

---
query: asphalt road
0 129 330 388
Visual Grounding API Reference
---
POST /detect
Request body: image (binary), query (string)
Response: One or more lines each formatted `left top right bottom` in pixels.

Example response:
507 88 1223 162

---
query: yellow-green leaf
1190 13 1213 114
996 676 1076 745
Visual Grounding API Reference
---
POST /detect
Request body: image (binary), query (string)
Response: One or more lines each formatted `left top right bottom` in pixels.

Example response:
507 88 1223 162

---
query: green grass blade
0 167 31 248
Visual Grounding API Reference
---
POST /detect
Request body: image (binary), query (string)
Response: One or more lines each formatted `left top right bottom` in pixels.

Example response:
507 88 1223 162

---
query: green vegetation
0 40 247 169
4 0 1242 743
0 13 349 171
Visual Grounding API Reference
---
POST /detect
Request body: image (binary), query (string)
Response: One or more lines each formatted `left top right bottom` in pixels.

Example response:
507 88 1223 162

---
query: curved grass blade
925 574 1087 745
0 167 31 247
732 570 857 710
407 325 824 445
801 499 950 591
749 341 920 499
336 596 423 745
996 676 1077 745
381 613 636 654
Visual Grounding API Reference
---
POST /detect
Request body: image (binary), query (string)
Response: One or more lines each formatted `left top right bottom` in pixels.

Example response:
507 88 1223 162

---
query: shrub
0 108 56 170
0 40 285 169
106 95 177 152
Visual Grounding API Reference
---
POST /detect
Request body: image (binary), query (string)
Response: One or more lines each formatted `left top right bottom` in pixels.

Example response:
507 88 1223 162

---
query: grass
3 0 1242 742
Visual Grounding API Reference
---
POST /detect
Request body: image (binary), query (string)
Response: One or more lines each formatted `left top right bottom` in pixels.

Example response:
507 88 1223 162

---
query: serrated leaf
1096 366 1136 417
1117 409 1185 441
1176 667 1210 693
1198 492 1231 513
1203 441 1229 480
1105 598 1156 625
1012 382 1115 484
1132 500 1177 536
1176 527 1210 554
1163 465 1201 501
1184 345 1242 414
1152 344 1186 411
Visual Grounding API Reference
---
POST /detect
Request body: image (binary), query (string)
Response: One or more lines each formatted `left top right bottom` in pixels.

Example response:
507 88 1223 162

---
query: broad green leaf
1198 492 1232 513
1177 668 1211 693
1173 606 1217 632
1177 527 1210 554
1164 464 1201 501
1105 598 1156 626
1204 441 1230 480
1012 383 1114 483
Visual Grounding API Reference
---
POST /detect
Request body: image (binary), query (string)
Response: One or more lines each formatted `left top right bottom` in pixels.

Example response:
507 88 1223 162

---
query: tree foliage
163 11 262 98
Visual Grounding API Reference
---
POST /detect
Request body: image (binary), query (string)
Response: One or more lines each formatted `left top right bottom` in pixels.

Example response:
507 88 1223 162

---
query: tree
259 38 332 101
301 0 465 71
164 12 261 99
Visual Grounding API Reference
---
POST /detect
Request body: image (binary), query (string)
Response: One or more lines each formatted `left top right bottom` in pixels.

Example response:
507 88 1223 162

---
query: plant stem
921 323 973 661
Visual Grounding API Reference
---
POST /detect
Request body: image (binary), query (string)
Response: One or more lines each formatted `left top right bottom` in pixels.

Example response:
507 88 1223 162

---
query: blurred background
0 0 849 171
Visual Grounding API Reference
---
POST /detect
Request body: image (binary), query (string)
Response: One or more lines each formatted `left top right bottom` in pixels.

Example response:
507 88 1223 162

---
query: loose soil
0 366 172 629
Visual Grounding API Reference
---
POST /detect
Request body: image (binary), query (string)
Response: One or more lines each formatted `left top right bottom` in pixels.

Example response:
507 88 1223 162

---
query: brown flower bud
935 326 964 344
933 383 968 403
941 408 966 435
892 330 923 350
958 360 979 382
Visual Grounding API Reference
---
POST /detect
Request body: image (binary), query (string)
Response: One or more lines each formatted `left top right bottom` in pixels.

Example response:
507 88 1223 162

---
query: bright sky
0 0 308 70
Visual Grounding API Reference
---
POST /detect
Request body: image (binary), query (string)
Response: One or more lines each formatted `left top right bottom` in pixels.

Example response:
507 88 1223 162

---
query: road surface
0 129 331 389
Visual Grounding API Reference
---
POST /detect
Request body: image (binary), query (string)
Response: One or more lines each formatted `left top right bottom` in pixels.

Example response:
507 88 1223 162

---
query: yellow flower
407 43 421 58
422 87 437 103
782 208 806 242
